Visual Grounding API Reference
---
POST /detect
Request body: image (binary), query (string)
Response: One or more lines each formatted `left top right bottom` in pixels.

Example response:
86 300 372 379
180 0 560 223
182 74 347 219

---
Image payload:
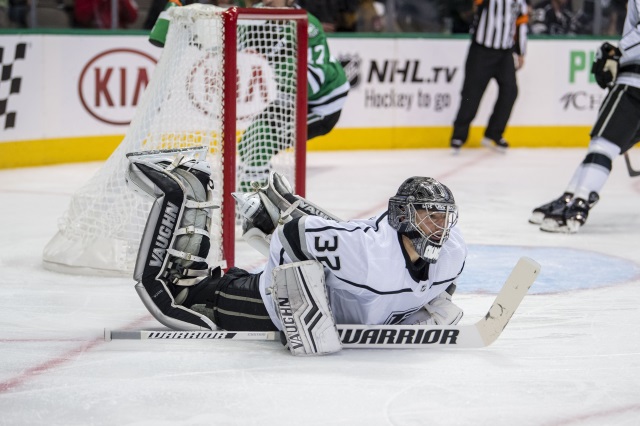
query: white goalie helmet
388 177 458 263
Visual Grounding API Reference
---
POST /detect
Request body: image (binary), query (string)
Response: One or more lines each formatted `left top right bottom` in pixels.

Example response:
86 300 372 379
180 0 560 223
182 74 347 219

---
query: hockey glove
402 285 463 326
591 42 622 89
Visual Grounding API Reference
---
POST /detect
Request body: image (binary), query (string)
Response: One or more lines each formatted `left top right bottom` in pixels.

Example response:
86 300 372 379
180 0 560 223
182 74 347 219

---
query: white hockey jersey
258 212 468 329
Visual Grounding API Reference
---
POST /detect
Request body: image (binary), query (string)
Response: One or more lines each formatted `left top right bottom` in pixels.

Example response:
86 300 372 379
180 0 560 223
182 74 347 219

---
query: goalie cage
42 5 308 275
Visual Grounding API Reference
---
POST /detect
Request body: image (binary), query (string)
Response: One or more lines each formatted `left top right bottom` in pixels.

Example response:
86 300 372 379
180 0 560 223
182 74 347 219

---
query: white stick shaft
105 329 277 341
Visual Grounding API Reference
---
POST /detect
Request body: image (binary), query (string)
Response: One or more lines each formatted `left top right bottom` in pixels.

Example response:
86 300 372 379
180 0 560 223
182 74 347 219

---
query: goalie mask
388 177 458 264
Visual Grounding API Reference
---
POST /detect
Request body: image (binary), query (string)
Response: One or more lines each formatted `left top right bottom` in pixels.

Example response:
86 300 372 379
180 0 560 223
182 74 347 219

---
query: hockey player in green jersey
256 0 350 139
148 0 350 191
238 0 350 190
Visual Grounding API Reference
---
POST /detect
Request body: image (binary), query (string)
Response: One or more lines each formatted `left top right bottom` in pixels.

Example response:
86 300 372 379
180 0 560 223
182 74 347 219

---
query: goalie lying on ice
126 149 467 356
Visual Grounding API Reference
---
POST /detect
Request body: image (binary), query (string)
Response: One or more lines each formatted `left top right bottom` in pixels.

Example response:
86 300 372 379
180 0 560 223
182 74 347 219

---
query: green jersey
150 2 349 118
305 11 350 117
249 4 349 117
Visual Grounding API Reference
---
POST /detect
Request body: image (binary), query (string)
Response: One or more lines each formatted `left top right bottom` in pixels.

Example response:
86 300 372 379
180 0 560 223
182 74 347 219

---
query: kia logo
78 49 157 125
186 50 278 130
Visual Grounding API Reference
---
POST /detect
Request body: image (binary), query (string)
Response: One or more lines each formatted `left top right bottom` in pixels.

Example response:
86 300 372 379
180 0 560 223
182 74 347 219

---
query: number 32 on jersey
315 236 341 271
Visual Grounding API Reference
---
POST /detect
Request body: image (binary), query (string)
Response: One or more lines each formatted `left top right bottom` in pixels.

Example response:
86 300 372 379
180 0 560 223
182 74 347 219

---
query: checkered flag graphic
0 43 27 130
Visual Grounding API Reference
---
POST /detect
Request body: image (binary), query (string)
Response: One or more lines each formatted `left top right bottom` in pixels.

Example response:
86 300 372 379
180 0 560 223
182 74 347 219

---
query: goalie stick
105 330 278 341
105 257 540 348
624 152 640 177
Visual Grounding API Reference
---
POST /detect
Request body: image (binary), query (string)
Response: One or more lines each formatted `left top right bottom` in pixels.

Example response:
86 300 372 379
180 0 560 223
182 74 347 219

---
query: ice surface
0 149 639 425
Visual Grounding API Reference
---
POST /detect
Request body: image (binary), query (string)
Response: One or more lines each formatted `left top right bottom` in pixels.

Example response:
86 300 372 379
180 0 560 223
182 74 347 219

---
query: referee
450 0 529 153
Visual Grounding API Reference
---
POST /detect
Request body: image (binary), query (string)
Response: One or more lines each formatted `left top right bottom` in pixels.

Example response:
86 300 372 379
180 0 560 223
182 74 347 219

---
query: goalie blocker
271 260 342 356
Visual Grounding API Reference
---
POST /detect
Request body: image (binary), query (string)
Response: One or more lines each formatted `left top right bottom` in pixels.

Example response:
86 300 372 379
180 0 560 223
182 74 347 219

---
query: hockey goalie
126 148 467 356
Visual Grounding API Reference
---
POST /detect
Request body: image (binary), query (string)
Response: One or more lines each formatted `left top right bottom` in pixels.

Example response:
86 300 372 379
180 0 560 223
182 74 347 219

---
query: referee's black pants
452 42 518 143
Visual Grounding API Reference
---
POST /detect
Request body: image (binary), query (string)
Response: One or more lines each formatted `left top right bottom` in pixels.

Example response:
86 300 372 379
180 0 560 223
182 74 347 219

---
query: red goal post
42 5 308 275
221 6 308 269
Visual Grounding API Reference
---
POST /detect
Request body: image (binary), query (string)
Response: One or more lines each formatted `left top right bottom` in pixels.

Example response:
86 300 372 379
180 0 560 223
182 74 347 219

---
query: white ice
1 148 639 426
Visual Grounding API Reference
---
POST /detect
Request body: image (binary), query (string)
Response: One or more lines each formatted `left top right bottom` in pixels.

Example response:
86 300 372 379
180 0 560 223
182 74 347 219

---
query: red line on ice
544 403 640 426
0 315 151 393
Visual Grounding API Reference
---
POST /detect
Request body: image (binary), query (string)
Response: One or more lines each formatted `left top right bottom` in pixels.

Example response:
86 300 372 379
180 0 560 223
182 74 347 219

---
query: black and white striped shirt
472 0 529 55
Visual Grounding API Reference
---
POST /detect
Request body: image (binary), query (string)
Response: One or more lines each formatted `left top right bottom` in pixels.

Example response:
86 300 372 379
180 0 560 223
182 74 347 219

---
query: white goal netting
43 5 307 275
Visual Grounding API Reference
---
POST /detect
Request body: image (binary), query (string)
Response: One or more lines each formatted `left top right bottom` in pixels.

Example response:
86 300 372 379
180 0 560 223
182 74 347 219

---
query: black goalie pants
185 268 278 332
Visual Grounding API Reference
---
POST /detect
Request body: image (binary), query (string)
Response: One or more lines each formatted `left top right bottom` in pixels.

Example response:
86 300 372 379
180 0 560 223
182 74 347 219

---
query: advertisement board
330 37 611 127
0 33 618 167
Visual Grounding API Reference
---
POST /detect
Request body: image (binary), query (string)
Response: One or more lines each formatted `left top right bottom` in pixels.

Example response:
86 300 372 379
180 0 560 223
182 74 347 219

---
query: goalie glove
401 284 463 326
591 42 622 89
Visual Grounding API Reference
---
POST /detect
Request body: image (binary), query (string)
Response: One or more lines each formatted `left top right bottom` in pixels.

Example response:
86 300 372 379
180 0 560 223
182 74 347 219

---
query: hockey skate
539 196 593 234
450 139 464 155
529 192 573 224
481 137 509 153
530 192 599 225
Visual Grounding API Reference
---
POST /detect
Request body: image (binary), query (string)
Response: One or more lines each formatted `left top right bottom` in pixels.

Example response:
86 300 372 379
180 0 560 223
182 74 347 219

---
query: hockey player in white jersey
126 149 467 356
529 0 640 233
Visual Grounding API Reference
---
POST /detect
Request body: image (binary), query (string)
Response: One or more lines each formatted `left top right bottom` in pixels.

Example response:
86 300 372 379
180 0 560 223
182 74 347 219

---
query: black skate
481 137 509 153
450 139 464 155
529 192 573 225
539 193 598 234
531 192 599 226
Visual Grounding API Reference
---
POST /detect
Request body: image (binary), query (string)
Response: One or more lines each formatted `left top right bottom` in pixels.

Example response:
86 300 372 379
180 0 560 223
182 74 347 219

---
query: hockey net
42 5 308 275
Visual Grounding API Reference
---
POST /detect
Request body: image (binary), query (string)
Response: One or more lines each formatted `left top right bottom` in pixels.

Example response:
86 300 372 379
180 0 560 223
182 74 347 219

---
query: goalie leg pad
271 260 342 356
125 149 219 331
232 172 342 236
